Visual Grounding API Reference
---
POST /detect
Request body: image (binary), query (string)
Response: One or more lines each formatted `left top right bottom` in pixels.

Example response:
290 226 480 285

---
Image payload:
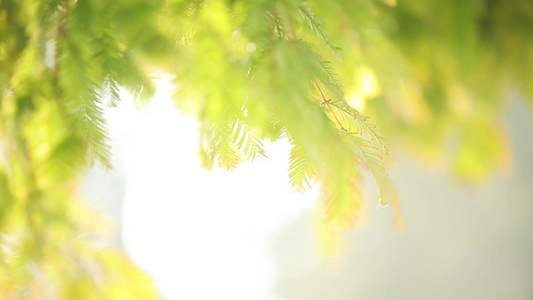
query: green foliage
297 2 341 59
0 0 165 297
1 0 532 296
233 119 268 162
288 144 315 192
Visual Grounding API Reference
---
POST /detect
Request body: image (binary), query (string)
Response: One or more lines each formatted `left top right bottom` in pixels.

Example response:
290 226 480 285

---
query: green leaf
233 119 268 162
288 143 315 192
297 2 341 59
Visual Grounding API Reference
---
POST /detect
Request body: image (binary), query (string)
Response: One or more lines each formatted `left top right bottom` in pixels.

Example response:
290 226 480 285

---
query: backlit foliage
1 0 532 296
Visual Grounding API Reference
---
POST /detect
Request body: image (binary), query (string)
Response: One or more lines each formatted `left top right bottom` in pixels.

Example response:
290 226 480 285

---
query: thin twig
314 81 347 131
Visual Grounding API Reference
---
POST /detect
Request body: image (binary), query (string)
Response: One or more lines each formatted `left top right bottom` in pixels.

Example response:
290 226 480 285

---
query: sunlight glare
106 78 318 299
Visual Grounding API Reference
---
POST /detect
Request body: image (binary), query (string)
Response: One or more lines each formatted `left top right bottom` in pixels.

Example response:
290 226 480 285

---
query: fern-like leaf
349 133 391 207
288 144 315 192
299 41 344 102
321 152 363 229
60 37 112 168
297 2 341 59
217 134 242 170
200 119 267 170
329 100 391 156
199 121 242 170
233 119 268 162
102 76 121 107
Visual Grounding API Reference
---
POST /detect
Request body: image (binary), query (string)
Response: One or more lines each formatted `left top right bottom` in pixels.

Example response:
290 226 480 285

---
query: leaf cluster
1 0 532 295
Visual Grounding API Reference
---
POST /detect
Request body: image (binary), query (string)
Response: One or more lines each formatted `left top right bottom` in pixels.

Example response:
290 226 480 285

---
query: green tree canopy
1 0 532 297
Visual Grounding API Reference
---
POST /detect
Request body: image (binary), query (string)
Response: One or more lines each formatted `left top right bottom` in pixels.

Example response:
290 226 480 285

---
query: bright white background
85 79 319 299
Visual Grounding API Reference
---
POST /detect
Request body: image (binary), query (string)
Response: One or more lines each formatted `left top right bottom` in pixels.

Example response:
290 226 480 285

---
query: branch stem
314 81 346 131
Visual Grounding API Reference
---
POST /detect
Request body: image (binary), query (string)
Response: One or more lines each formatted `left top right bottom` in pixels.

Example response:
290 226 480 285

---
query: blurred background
83 84 533 299
3 0 533 298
